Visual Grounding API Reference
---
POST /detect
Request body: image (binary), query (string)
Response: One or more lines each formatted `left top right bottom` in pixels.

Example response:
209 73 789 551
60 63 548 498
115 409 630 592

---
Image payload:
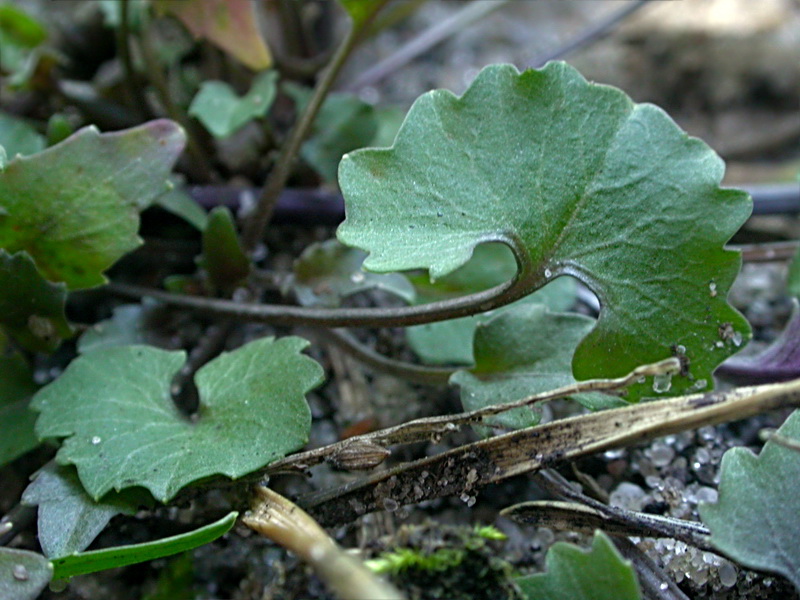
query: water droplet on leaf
12 564 28 581
652 373 672 393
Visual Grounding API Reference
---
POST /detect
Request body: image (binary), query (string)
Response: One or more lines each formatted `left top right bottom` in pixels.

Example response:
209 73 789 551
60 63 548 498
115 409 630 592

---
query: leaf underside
21 463 147 558
337 62 751 399
699 409 800 590
32 337 324 502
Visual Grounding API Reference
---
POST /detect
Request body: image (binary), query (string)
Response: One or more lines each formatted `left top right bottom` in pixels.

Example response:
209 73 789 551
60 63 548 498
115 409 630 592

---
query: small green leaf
286 84 378 182
517 531 641 600
0 111 45 157
153 183 208 231
406 243 576 365
291 239 415 308
699 409 800 590
21 463 149 558
45 114 74 147
0 250 71 352
0 3 46 47
201 206 250 293
451 304 622 430
371 106 406 149
337 0 384 26
50 511 237 581
0 120 186 290
32 338 323 502
0 547 52 600
0 2 47 74
0 351 39 466
189 71 278 138
78 301 162 354
337 62 751 399
155 0 271 70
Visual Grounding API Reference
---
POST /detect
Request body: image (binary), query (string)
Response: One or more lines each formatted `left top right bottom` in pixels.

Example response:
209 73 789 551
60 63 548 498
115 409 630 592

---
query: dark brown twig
314 328 454 386
241 1 390 252
106 267 533 328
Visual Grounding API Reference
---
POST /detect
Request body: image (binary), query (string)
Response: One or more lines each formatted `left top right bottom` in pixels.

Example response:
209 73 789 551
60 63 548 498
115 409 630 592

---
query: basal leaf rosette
32 337 324 502
337 62 751 398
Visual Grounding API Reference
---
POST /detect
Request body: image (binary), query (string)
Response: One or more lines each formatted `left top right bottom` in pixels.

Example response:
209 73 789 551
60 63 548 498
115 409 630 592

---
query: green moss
364 521 522 600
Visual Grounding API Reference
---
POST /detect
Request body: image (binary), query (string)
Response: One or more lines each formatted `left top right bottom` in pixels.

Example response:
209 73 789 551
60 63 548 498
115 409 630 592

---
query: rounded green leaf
338 62 751 397
452 303 622 430
517 531 641 600
0 120 186 290
32 337 324 502
699 409 800 590
0 548 52 600
189 71 278 138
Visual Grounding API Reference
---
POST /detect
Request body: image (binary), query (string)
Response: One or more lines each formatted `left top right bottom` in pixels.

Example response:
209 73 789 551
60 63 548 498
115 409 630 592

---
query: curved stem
241 3 383 252
315 328 455 385
107 271 532 328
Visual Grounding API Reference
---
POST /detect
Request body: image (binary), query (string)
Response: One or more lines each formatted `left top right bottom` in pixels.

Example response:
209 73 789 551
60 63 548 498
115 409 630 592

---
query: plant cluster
0 1 799 599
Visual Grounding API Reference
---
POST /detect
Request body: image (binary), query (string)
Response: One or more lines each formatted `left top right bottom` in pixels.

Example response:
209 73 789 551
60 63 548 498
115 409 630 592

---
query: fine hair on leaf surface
337 61 751 400
31 337 324 502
